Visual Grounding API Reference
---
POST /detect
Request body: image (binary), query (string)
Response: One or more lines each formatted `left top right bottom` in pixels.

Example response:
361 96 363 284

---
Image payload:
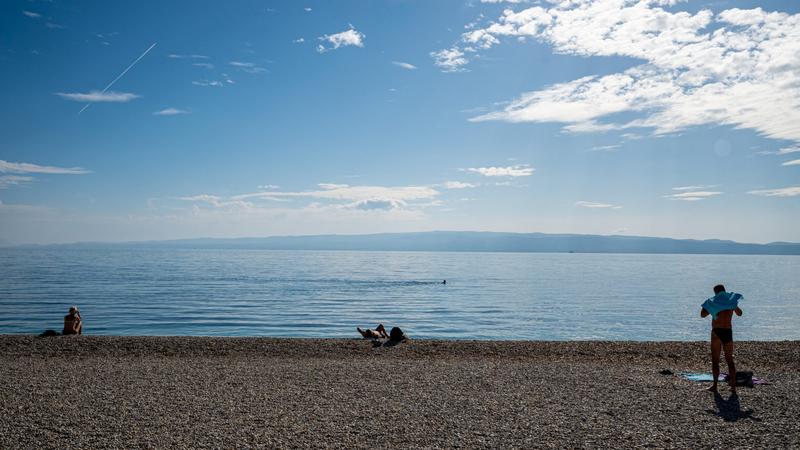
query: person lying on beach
63 306 83 335
357 324 388 339
701 285 742 393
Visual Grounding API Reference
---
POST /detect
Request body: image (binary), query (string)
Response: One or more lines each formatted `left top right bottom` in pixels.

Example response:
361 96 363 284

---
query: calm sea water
0 248 798 340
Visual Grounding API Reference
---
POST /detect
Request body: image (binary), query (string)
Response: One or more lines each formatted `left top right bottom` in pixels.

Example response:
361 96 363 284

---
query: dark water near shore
1 248 798 340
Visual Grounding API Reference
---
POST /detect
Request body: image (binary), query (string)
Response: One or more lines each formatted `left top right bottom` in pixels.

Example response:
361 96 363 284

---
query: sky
1 0 799 245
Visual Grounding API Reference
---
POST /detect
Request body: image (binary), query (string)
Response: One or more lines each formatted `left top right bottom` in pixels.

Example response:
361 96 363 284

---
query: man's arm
700 307 709 318
735 307 742 316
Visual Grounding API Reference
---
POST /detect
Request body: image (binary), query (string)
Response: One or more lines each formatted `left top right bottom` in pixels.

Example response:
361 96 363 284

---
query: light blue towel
680 373 725 382
702 291 742 320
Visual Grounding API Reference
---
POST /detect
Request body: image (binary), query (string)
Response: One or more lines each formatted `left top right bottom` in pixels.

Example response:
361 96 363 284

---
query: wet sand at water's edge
1 336 798 448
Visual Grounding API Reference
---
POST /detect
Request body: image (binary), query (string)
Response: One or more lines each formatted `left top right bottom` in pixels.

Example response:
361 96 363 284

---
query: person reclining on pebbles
63 306 83 335
357 324 388 339
701 284 742 394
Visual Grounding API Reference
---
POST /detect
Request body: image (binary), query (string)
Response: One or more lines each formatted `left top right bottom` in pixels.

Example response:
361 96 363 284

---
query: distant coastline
6 231 800 255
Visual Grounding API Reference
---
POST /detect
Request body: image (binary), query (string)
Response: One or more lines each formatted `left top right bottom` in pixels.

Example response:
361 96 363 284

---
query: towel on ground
701 291 743 320
679 371 768 386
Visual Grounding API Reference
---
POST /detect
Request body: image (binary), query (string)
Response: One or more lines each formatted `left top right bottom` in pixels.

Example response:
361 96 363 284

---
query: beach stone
0 336 798 448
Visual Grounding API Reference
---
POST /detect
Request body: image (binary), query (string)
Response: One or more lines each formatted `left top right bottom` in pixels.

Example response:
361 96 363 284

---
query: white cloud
481 0 527 3
0 175 34 189
304 7 312 12
192 62 214 69
0 160 90 175
663 191 723 201
430 48 468 72
293 38 305 44
22 10 41 18
229 61 267 74
233 183 438 204
153 108 190 116
174 183 441 221
192 80 224 87
168 54 209 59
778 146 800 155
575 201 623 209
55 91 139 103
441 1 800 145
748 186 800 197
178 194 255 210
782 159 800 166
317 27 365 53
463 164 534 177
45 22 65 29
588 144 620 152
442 181 477 189
392 61 417 70
672 185 716 191
347 199 406 211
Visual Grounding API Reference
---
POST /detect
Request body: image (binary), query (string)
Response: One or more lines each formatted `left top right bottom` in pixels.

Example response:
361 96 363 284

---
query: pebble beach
1 336 798 449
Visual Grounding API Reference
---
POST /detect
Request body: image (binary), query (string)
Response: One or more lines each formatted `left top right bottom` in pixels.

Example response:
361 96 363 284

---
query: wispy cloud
756 146 800 156
56 91 139 103
192 62 214 69
463 164 534 177
0 175 34 189
153 108 190 116
663 191 723 201
442 181 477 189
748 186 800 197
782 159 800 166
575 201 622 209
392 61 417 70
304 7 312 12
0 160 90 175
168 54 209 59
588 144 620 152
229 61 267 74
22 10 41 18
672 185 716 191
438 1 800 146
293 38 305 44
192 80 224 87
176 183 441 214
317 26 365 53
45 22 64 29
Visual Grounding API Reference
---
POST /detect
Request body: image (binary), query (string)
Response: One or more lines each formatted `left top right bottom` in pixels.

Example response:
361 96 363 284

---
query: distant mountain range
12 231 800 255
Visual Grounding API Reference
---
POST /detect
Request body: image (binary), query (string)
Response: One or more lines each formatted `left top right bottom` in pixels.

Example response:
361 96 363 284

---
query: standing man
700 285 743 393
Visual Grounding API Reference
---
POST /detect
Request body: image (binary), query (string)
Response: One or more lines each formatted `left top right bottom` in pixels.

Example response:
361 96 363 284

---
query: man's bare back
710 309 736 329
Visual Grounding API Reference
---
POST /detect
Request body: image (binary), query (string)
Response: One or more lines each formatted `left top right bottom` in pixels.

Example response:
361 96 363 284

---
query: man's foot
706 385 718 392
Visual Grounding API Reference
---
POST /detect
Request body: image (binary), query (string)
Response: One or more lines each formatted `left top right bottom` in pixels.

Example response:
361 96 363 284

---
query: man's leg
708 332 721 392
723 341 736 394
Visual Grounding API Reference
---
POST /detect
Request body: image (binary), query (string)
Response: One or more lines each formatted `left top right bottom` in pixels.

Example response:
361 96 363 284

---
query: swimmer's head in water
69 306 79 314
713 284 725 294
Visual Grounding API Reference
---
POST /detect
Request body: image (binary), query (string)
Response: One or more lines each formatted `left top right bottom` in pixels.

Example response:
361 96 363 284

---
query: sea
1 248 798 340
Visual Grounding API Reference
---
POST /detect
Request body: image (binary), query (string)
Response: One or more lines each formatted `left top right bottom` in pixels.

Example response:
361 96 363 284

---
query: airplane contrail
79 42 157 114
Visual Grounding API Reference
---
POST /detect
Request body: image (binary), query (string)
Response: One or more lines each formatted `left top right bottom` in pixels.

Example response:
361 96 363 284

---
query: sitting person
357 323 388 339
388 326 406 343
63 306 83 335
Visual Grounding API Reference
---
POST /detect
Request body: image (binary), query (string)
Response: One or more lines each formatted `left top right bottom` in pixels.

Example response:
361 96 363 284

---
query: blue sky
1 0 799 245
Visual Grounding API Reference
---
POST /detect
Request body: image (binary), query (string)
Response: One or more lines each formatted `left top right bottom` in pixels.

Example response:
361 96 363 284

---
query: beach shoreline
2 336 798 448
